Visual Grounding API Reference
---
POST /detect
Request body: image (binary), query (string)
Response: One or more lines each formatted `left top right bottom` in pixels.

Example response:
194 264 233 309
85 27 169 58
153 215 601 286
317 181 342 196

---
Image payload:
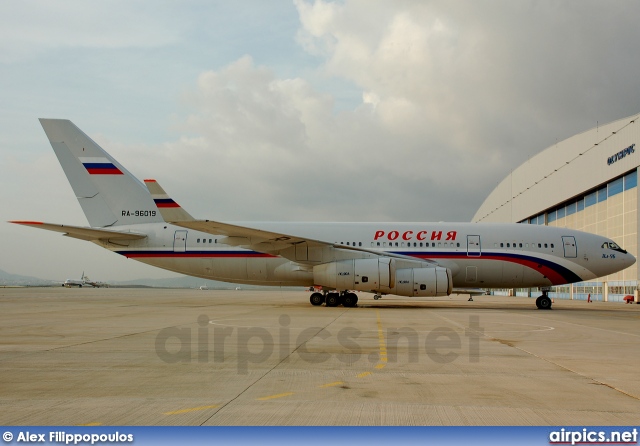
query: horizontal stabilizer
9 221 147 242
144 179 195 222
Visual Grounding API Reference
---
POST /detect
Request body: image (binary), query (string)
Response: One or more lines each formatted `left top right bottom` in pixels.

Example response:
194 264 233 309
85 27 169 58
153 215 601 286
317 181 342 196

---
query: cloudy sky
2 0 640 281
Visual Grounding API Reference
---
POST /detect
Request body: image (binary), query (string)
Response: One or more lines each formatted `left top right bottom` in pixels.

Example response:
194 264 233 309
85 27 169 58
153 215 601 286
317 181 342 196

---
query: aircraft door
467 235 481 257
562 236 577 258
174 230 187 252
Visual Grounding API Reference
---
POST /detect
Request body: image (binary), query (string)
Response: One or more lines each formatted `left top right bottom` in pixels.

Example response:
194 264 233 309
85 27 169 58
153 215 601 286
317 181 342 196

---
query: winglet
144 179 195 222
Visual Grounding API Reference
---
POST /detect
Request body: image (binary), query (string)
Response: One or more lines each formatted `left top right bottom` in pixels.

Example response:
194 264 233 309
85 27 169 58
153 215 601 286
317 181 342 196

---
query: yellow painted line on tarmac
163 404 220 415
319 381 345 388
257 392 295 401
77 422 102 426
374 363 386 369
357 371 372 378
376 310 388 365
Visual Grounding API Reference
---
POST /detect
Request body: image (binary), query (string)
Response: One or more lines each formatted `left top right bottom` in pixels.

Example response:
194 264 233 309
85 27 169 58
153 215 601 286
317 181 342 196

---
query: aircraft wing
173 220 438 265
10 221 147 242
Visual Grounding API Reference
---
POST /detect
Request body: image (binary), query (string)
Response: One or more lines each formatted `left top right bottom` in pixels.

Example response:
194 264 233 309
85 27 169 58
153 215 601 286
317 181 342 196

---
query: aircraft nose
624 252 637 269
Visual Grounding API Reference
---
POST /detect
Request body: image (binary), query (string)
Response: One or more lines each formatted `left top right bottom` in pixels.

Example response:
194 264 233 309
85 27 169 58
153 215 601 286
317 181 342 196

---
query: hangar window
566 202 576 216
608 177 623 197
585 191 597 207
547 210 556 223
597 186 607 202
624 170 637 190
577 199 584 212
557 206 566 219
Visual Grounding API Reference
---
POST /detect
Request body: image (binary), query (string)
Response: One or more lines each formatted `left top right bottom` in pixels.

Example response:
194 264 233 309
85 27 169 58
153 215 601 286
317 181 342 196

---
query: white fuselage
95 222 635 290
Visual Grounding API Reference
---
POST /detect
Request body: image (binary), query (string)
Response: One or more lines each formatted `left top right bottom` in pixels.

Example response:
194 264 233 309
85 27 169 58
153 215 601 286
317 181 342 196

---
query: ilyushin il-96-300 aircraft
11 119 636 310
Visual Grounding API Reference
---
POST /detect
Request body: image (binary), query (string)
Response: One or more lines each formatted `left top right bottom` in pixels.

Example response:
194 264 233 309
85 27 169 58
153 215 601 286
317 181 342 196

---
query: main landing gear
535 291 552 310
310 291 359 307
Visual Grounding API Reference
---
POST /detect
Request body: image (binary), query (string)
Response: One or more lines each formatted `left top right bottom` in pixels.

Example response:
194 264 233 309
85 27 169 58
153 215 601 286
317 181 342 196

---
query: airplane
82 273 108 288
10 119 636 310
62 271 107 288
63 272 86 288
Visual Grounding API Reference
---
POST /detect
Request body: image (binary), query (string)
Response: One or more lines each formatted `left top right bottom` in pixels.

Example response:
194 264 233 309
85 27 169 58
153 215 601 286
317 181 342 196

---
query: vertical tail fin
39 119 164 227
144 179 195 222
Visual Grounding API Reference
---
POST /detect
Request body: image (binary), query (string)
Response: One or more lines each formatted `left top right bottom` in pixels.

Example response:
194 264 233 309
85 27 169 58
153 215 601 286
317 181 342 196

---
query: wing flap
10 221 147 242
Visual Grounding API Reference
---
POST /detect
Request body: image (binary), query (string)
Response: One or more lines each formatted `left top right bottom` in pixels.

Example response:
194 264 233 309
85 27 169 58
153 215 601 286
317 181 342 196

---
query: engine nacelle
394 267 452 297
313 258 452 297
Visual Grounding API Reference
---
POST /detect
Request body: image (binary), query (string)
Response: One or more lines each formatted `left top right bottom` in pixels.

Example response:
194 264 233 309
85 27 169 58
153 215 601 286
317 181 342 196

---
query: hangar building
473 113 640 302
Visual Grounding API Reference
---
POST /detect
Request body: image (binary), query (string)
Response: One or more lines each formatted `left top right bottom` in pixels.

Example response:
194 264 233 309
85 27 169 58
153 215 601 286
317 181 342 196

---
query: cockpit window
602 241 628 253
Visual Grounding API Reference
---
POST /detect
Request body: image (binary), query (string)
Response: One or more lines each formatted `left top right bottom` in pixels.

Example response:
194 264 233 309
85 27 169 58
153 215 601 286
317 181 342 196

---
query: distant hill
0 269 57 286
0 268 302 290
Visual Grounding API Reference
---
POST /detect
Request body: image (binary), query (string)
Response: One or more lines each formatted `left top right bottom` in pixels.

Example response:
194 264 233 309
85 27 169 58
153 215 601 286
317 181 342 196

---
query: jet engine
312 258 452 297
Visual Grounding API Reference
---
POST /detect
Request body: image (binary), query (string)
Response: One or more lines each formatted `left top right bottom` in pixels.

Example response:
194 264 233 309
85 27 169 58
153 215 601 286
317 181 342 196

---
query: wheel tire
310 293 325 306
535 296 542 309
325 293 340 307
538 296 552 310
342 293 358 307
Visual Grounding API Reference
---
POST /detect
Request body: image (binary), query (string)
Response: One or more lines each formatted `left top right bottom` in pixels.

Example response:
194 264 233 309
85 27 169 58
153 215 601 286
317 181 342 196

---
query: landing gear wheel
325 293 340 307
536 295 552 310
342 292 358 307
310 292 325 306
373 294 381 300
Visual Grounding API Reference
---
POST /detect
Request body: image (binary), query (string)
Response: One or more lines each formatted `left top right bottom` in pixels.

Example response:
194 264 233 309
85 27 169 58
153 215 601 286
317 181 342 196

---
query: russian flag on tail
79 157 123 175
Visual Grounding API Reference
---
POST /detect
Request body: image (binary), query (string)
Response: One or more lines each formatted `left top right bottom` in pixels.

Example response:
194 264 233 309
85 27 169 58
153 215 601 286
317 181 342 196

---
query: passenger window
420 284 426 290
209 239 212 243
362 276 369 283
525 243 529 248
457 243 460 247
420 243 423 247
550 243 554 248
544 243 548 248
500 243 504 247
507 243 510 248
197 238 200 243
383 242 387 247
438 242 442 247
377 242 381 246
519 243 523 248
538 243 542 248
359 242 362 247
